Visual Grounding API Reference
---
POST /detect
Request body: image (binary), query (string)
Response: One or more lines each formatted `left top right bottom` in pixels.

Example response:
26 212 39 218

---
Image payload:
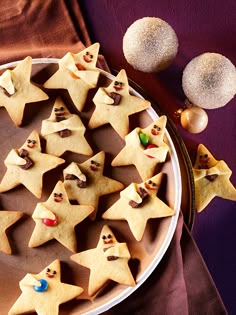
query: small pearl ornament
123 17 178 73
175 100 208 134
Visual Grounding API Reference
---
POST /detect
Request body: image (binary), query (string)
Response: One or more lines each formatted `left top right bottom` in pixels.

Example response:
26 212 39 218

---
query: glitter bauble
182 53 236 109
123 17 178 73
180 106 208 134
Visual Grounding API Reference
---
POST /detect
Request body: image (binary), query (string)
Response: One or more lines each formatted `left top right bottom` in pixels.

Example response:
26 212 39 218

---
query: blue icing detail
33 278 48 292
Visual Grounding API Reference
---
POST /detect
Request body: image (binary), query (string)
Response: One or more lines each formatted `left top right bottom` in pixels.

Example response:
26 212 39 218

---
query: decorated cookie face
194 144 218 169
73 43 100 70
144 179 159 191
48 182 68 205
8 259 83 314
107 70 129 97
21 130 41 152
89 159 100 172
99 226 117 248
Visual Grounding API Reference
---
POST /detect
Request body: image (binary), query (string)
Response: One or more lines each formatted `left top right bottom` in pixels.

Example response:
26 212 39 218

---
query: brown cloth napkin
0 1 227 314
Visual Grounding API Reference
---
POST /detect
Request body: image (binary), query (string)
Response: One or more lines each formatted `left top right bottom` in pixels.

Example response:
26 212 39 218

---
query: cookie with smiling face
8 259 83 315
0 130 64 198
43 43 100 112
193 144 236 212
102 173 174 241
88 69 151 138
112 116 169 180
0 56 48 126
63 151 124 220
28 181 94 252
41 97 93 157
71 225 135 296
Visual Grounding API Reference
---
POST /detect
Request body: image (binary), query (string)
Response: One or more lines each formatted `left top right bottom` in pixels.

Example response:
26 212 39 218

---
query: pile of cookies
0 44 175 315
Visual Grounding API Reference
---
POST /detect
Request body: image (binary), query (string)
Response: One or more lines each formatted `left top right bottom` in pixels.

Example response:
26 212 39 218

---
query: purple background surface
79 0 236 313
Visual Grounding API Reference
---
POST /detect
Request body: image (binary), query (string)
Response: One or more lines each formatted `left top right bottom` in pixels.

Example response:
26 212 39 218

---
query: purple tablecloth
79 0 236 313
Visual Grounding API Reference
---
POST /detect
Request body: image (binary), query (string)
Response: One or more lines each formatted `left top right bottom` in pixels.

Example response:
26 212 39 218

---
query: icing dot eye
102 235 106 240
204 154 208 158
200 155 203 159
27 139 31 143
47 268 50 272
148 180 152 184
114 81 119 86
54 193 57 197
60 107 64 111
107 234 112 239
31 140 36 144
86 51 89 55
54 108 59 112
90 54 93 59
59 193 63 197
53 270 57 275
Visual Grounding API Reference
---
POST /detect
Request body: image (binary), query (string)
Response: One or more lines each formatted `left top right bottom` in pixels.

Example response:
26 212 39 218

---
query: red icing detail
83 55 92 63
42 215 58 227
46 273 55 278
104 239 113 245
27 144 35 149
144 182 158 191
113 86 122 92
76 63 86 70
54 197 63 203
151 128 159 136
90 165 98 172
146 144 158 158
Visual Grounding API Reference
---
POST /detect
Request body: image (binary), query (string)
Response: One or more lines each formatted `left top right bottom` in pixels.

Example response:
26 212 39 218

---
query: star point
0 210 23 254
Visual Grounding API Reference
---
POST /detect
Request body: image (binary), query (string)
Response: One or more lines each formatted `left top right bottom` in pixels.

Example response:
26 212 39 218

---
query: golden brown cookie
0 56 48 126
0 210 23 254
102 173 175 241
43 43 100 112
88 69 151 138
71 225 135 296
112 116 169 180
0 130 64 198
193 144 236 212
63 151 124 220
8 259 83 315
41 96 93 156
28 181 94 252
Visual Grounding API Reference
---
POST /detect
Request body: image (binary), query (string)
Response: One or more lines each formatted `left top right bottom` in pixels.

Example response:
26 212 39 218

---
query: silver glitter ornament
123 17 178 73
182 53 236 109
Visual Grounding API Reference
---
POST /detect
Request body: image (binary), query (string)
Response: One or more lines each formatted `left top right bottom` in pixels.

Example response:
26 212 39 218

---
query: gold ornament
123 17 178 73
182 53 236 109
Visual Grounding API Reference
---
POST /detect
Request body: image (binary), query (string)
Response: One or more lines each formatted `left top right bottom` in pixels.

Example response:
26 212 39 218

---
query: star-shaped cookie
8 259 83 315
29 181 94 252
88 69 151 138
193 144 236 212
41 97 93 156
0 56 48 126
71 225 135 296
63 151 124 220
0 130 64 198
0 210 23 254
44 43 100 112
112 116 169 180
102 173 175 241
